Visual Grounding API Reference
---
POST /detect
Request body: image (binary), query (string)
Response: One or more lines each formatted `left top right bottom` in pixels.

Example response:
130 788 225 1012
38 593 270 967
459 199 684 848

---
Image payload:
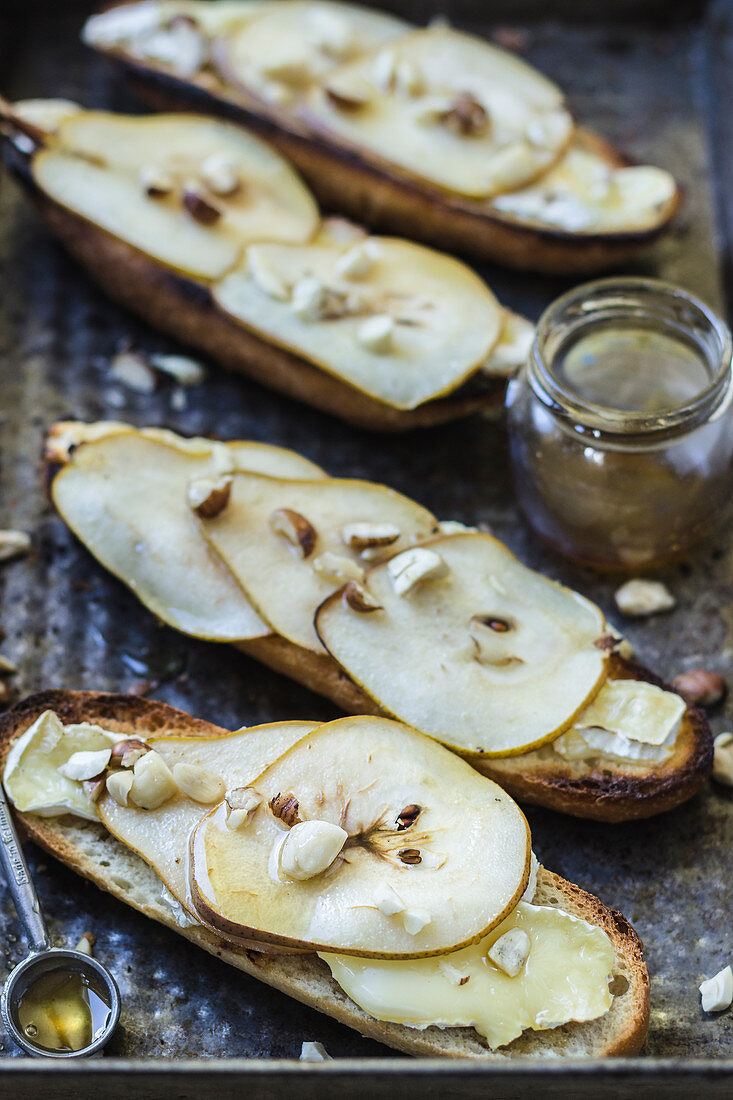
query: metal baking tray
0 0 732 1093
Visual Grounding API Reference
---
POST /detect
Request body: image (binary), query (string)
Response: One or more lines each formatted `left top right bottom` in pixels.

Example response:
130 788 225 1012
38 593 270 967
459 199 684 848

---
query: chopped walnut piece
672 669 727 708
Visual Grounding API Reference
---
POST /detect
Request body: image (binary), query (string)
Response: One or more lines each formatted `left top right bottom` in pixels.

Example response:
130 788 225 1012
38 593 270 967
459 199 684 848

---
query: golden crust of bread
2 140 505 432
0 689 649 1058
115 57 680 275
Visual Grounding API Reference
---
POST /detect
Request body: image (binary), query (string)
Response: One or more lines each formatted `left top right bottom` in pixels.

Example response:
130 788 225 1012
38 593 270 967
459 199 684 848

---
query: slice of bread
0 689 650 1058
0 118 506 433
42 426 712 823
107 54 679 276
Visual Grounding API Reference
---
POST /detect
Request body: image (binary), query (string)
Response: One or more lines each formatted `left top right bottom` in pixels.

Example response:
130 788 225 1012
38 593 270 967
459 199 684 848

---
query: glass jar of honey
506 278 733 570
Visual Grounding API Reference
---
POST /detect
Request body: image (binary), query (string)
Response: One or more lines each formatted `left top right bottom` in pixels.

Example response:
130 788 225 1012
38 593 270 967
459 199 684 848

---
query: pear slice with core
189 716 531 957
213 235 502 409
195 471 438 651
51 430 324 641
98 720 319 916
33 112 319 280
316 533 609 756
303 26 573 199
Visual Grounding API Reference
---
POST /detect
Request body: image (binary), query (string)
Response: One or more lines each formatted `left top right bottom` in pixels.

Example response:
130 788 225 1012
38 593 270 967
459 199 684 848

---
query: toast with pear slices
0 99 527 431
0 690 649 1058
44 421 712 822
81 1 681 274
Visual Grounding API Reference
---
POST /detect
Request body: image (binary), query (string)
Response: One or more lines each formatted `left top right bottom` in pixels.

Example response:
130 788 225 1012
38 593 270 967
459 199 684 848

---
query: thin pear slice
213 236 502 410
214 1 408 107
99 721 318 913
45 419 327 479
51 430 323 641
303 27 573 199
196 471 438 651
33 112 319 280
34 148 239 280
316 533 609 757
189 716 531 957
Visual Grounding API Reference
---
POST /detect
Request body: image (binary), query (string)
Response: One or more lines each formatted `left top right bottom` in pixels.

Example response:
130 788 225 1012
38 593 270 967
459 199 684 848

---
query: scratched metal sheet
0 0 732 1092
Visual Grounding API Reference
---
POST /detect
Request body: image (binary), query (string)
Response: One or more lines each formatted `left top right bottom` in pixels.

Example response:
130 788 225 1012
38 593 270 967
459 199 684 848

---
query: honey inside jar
554 323 710 412
16 967 112 1053
507 279 733 570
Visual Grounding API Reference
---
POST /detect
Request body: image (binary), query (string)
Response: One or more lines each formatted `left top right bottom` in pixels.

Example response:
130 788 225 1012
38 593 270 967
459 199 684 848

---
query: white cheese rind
3 711 128 820
490 143 677 234
552 679 684 764
320 901 614 1049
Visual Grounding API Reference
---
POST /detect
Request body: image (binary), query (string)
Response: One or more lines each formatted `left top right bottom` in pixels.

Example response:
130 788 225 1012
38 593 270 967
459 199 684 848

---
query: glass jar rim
529 276 733 441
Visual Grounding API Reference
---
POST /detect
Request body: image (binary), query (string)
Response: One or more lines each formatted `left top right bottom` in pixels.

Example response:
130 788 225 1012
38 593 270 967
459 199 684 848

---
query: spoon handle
0 783 50 952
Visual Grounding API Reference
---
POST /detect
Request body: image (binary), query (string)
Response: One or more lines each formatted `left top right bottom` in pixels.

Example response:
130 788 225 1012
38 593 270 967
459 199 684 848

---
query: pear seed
398 848 422 865
395 804 421 831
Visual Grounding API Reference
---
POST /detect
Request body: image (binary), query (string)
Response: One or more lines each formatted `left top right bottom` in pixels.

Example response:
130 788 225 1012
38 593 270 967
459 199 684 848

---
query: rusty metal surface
0 0 732 1090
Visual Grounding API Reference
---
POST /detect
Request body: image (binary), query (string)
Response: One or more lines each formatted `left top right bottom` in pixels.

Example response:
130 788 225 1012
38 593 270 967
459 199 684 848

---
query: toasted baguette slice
0 689 650 1058
0 107 509 432
43 424 712 822
87 19 680 274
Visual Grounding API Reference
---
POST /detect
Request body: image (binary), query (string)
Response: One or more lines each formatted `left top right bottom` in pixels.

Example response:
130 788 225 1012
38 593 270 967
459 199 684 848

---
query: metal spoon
0 784 120 1057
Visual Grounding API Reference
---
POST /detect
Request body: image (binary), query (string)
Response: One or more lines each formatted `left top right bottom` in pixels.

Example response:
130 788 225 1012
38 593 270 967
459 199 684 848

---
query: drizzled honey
16 968 112 1053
